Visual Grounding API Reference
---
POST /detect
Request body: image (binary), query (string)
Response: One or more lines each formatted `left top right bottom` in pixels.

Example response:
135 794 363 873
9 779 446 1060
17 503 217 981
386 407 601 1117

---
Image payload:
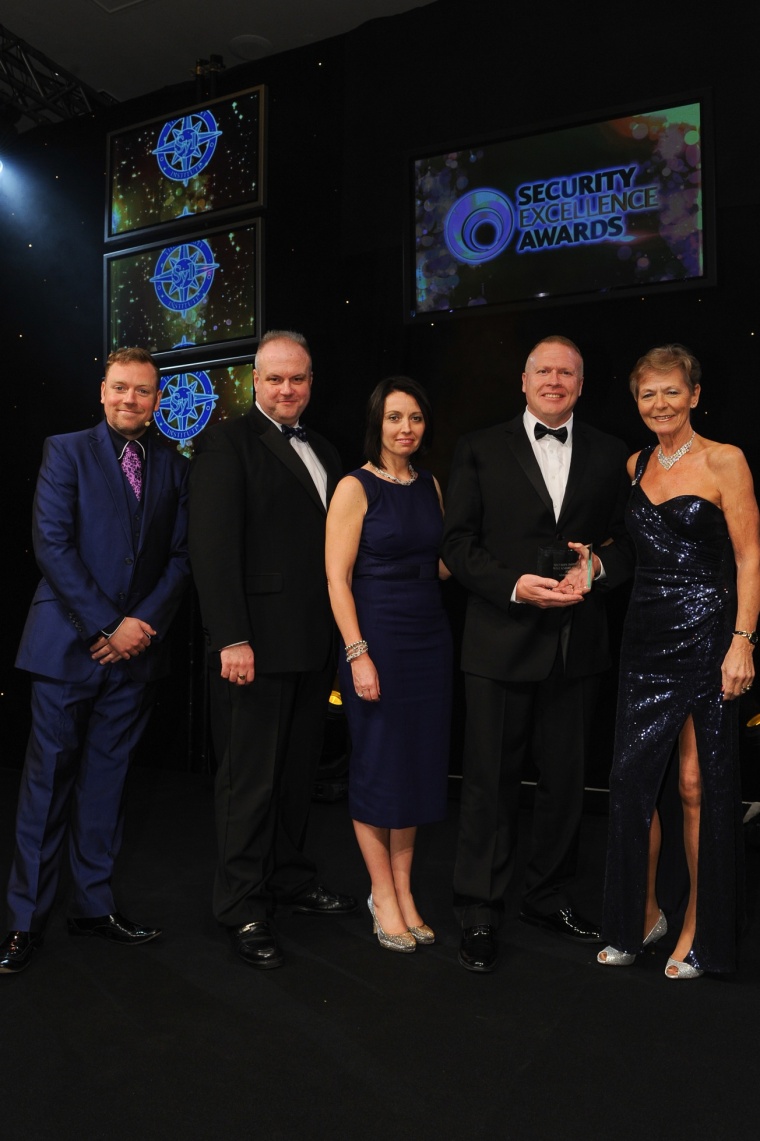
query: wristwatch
733 629 758 645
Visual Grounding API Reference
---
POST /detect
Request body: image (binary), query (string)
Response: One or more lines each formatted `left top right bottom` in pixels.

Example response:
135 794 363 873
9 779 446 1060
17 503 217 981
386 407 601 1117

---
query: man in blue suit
0 347 190 974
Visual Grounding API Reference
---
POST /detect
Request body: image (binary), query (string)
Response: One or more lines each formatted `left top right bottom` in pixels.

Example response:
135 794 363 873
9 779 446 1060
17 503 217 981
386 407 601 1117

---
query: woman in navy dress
325 377 452 953
598 345 760 978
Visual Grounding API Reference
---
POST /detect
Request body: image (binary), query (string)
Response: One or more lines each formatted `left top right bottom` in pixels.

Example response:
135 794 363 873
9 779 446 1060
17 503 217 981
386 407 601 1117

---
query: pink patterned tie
120 441 143 501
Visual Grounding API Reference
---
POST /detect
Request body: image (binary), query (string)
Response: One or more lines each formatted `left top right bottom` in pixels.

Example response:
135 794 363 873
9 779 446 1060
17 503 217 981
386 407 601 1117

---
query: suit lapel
89 420 133 546
137 435 166 552
249 407 328 513
505 416 554 515
308 431 341 502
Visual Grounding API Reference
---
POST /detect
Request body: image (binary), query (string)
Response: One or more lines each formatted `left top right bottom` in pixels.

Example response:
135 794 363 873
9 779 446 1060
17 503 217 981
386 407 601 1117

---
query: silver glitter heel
408 923 435 945
643 909 668 946
597 909 667 966
597 944 635 966
665 955 703 980
367 895 416 953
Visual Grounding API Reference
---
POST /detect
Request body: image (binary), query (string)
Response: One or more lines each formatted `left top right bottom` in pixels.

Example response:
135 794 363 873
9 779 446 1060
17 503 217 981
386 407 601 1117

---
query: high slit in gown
601 446 744 973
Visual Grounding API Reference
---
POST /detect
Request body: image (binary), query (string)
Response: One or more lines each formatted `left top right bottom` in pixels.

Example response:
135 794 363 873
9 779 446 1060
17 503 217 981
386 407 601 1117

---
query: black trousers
453 656 599 929
209 664 333 926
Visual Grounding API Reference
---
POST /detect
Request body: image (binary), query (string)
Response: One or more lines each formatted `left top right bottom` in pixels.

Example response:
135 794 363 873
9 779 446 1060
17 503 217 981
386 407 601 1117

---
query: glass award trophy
537 543 593 589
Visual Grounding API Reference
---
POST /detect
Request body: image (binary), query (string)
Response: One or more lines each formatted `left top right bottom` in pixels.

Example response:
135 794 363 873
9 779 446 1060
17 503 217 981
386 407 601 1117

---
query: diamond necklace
657 430 695 471
369 462 417 486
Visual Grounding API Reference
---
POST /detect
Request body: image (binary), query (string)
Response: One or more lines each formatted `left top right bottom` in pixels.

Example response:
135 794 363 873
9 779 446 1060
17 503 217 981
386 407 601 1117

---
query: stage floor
2 766 760 1140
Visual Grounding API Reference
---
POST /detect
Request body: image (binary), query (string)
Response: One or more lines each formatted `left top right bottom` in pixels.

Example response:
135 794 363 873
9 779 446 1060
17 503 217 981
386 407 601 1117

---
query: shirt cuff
101 617 125 638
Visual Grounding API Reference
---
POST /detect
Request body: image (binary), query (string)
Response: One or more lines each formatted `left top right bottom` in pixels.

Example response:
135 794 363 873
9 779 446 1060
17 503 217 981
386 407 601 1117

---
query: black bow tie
281 424 307 442
534 423 568 443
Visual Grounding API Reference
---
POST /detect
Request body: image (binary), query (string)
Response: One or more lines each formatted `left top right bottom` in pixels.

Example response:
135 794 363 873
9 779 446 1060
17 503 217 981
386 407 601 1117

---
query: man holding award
442 336 633 972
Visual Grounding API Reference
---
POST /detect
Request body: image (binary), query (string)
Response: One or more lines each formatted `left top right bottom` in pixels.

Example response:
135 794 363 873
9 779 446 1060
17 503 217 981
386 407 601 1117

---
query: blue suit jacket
16 418 190 683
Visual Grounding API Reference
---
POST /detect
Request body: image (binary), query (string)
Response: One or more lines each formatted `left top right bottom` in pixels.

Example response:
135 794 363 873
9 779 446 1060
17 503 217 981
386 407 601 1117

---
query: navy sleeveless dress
602 447 744 972
338 468 452 828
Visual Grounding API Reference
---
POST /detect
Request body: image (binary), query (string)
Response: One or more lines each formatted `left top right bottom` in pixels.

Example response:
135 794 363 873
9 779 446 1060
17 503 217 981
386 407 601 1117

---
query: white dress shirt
511 408 604 603
523 407 573 521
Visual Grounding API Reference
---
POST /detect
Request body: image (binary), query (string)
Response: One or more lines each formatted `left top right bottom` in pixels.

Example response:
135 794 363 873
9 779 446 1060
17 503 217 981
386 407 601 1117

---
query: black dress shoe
0 931 43 974
519 905 602 944
291 883 358 915
459 924 497 972
230 921 283 969
67 912 161 945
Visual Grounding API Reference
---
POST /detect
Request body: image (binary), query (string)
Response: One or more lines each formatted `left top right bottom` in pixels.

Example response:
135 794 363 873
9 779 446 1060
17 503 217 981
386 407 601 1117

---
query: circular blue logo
155 369 219 442
152 111 222 184
444 188 515 264
150 239 219 314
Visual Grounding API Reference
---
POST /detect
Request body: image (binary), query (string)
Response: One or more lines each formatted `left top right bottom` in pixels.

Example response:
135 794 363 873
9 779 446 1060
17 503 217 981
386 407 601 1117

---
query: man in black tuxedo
442 335 633 972
189 330 356 969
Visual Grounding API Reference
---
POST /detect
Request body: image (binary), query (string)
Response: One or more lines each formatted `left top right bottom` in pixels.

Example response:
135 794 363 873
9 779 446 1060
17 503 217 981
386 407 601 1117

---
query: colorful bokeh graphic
413 103 704 314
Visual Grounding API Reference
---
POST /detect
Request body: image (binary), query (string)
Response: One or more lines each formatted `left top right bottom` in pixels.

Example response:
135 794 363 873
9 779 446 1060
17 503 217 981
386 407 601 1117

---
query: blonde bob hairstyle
629 344 701 397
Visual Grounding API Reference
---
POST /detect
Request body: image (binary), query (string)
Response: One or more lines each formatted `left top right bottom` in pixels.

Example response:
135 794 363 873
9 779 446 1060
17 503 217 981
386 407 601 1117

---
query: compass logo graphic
155 368 219 442
152 111 223 184
150 239 220 314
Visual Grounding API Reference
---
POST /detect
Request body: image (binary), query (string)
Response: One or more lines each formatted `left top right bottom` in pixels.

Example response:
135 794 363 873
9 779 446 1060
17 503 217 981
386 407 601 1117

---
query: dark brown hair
364 376 433 468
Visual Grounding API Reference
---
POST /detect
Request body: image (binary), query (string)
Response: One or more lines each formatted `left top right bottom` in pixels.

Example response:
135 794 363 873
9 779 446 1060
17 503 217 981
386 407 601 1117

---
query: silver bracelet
346 639 368 662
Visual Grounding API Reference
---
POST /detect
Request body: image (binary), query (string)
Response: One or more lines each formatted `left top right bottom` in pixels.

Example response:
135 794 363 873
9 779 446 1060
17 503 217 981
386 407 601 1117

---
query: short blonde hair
629 344 701 397
105 346 159 385
525 335 584 377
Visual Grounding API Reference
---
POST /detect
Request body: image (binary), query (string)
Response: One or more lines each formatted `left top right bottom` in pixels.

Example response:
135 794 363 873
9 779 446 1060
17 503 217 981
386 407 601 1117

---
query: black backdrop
2 1 759 791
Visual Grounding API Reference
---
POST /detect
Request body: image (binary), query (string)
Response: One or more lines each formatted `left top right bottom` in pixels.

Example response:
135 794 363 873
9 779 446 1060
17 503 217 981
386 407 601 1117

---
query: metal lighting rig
0 23 114 135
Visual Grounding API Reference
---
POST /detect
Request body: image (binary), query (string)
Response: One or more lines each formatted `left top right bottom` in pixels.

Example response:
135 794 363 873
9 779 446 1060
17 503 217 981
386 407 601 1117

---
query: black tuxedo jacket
441 414 633 683
188 405 342 674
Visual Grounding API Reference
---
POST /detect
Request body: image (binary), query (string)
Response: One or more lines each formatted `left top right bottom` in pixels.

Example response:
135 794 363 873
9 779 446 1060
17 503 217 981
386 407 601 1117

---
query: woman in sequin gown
599 345 760 978
325 377 452 951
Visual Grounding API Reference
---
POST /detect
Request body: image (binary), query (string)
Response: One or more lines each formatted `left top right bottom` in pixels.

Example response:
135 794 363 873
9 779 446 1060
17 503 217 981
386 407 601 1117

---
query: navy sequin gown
602 447 743 973
338 468 452 829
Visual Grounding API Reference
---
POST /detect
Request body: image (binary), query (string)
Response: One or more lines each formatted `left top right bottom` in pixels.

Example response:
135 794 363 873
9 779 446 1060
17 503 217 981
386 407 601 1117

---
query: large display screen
410 99 711 318
104 220 261 358
106 86 265 240
155 355 254 457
